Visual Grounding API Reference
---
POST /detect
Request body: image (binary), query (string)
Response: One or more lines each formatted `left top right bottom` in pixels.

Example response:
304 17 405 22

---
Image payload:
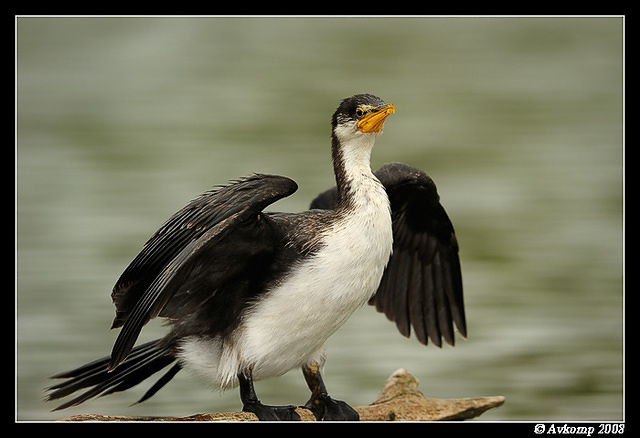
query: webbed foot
238 368 301 421
304 394 359 421
242 401 301 421
301 363 359 421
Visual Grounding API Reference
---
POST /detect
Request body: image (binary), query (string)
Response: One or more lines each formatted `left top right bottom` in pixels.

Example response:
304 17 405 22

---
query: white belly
245 210 392 372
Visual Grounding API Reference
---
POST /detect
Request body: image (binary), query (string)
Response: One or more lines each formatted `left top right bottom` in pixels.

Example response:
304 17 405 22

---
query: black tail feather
134 363 182 405
46 339 179 411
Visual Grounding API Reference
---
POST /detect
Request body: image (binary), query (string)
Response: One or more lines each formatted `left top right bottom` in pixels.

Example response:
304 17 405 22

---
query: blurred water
16 17 623 421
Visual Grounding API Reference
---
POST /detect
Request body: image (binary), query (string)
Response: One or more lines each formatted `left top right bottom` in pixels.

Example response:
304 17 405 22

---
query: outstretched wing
310 162 466 347
108 174 298 370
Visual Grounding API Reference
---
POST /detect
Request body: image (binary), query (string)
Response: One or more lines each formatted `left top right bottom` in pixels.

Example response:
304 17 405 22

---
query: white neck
331 127 382 209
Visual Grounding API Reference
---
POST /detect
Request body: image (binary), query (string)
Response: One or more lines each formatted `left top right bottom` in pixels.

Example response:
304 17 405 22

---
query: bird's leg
238 368 300 421
301 363 359 421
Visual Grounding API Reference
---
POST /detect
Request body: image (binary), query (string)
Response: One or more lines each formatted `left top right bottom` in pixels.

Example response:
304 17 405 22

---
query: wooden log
59 368 504 422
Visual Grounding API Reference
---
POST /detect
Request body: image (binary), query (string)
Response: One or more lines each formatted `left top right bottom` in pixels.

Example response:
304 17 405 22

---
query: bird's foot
242 400 301 421
303 394 359 421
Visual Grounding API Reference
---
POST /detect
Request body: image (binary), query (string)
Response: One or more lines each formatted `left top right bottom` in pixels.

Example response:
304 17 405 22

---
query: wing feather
108 174 297 370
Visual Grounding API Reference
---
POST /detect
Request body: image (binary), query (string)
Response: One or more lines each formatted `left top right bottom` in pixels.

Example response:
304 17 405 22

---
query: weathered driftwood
59 368 504 422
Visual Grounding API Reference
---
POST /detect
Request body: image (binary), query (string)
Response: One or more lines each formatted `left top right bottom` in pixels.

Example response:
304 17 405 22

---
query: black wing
108 174 298 370
310 162 466 347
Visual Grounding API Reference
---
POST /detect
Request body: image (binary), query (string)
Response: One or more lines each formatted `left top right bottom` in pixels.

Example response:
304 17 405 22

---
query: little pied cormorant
46 94 466 421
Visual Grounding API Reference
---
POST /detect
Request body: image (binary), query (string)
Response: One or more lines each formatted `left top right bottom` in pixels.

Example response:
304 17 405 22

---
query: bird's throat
331 131 379 211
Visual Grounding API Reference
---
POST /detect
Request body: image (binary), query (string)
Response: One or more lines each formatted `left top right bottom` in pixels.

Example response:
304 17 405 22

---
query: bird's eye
355 108 364 118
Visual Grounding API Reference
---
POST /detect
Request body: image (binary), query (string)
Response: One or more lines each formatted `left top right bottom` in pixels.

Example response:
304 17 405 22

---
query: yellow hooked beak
357 104 395 133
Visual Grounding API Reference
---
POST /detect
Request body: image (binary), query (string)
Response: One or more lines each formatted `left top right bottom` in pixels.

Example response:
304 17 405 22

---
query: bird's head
331 94 395 144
